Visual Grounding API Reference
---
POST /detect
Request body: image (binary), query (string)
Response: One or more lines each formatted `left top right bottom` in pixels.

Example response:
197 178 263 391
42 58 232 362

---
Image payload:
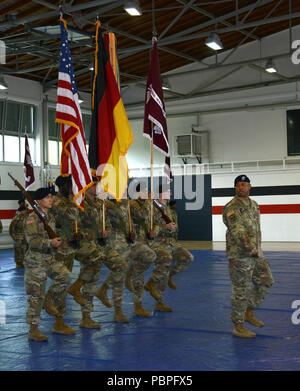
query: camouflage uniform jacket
130 199 151 242
49 193 79 254
152 202 176 245
24 212 57 260
78 197 112 242
222 196 263 260
168 206 178 242
9 210 29 241
106 199 135 246
0 219 2 234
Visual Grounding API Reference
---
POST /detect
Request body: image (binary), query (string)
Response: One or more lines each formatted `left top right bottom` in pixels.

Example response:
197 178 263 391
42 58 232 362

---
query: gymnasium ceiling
0 0 300 100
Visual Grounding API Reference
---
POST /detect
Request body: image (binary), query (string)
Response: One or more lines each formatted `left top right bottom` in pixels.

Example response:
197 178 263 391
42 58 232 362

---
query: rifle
153 200 173 224
8 172 57 239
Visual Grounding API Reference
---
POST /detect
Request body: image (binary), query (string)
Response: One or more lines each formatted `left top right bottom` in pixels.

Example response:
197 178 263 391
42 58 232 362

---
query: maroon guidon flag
143 36 172 182
24 134 35 190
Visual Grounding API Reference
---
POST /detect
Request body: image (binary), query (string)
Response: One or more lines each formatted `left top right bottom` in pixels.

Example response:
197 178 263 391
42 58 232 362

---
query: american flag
55 19 92 209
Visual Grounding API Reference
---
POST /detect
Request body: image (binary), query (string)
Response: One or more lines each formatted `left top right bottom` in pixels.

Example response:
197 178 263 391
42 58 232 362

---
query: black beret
34 187 51 200
234 174 250 187
18 206 26 212
55 175 72 188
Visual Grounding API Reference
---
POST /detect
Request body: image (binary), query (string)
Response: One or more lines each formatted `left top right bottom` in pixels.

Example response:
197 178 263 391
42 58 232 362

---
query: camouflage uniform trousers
127 241 156 303
167 242 194 277
75 241 104 314
24 251 72 325
14 240 27 266
228 256 274 324
147 241 173 301
101 242 129 308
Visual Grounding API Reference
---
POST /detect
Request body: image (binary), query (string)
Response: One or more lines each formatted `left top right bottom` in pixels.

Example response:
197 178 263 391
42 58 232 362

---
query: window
48 107 91 166
0 99 36 163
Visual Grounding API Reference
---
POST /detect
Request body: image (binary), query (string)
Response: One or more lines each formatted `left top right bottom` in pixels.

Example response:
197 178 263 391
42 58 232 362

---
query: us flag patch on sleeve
226 210 235 217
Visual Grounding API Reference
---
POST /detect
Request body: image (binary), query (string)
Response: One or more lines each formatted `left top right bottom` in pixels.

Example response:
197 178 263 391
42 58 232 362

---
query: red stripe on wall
212 204 300 215
0 210 17 219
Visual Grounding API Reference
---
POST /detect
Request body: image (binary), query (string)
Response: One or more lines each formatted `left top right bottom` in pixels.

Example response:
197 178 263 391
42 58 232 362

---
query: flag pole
150 123 154 230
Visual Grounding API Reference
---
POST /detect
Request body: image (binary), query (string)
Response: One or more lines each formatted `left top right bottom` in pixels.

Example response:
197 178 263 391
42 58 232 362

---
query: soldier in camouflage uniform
145 185 193 311
126 183 157 317
96 197 133 322
50 175 80 274
77 177 128 325
50 175 103 328
222 174 274 339
24 188 74 342
9 206 29 268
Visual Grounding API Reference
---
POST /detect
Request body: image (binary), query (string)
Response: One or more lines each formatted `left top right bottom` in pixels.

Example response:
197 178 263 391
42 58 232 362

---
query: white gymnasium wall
212 170 300 242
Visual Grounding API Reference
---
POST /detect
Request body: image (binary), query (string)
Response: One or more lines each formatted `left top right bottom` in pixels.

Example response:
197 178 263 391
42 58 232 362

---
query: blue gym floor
0 248 300 371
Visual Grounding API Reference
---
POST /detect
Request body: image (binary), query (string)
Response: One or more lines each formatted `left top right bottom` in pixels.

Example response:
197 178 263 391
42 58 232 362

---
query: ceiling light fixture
0 74 7 90
124 0 142 16
205 32 223 51
265 58 277 73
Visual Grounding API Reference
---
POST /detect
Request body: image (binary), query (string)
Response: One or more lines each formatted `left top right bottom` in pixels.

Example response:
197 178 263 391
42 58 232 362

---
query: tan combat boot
232 323 256 338
168 275 177 290
114 307 129 323
53 316 76 335
125 269 134 292
134 302 151 317
95 282 112 308
28 325 48 342
67 278 86 306
43 291 59 316
154 301 173 312
244 308 264 327
80 313 101 329
144 279 161 300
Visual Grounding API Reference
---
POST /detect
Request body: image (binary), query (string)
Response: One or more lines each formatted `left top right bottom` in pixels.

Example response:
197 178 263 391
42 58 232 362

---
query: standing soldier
24 187 74 341
166 199 194 290
222 175 274 339
9 205 29 268
126 183 157 317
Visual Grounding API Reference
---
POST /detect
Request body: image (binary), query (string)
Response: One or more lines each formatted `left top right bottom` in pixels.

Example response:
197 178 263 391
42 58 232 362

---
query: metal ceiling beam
122 51 293 88
159 0 197 40
160 11 300 46
248 63 289 81
170 0 274 41
190 65 245 95
124 76 300 110
220 0 283 65
0 0 120 29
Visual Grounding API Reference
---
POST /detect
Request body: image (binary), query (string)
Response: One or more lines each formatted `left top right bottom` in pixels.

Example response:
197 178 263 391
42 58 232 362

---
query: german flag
88 21 133 200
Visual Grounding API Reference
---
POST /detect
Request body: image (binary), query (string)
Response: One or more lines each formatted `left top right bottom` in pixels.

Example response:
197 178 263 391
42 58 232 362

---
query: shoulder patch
226 210 235 217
